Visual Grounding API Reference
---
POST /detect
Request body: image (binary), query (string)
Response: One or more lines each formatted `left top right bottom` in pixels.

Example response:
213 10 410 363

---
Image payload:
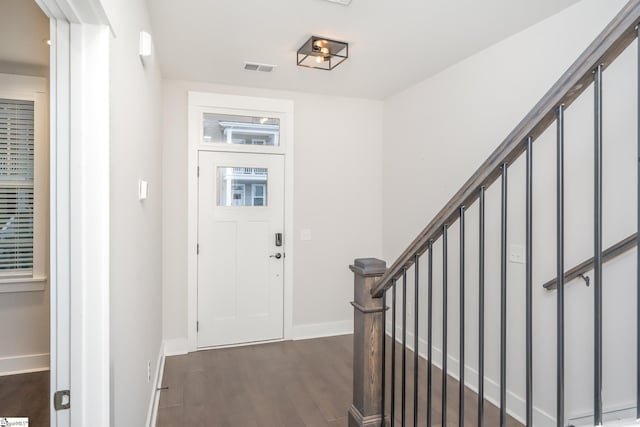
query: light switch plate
139 31 152 58
509 244 525 264
300 229 312 241
138 179 148 201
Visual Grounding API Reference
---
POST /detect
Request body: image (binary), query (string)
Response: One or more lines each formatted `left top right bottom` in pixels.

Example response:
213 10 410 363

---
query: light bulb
315 56 325 64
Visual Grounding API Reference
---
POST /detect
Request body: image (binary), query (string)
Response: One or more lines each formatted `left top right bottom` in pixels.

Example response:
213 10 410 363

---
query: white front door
197 151 285 347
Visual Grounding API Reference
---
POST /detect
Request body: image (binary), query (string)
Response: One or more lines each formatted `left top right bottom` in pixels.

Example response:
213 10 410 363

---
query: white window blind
0 98 34 274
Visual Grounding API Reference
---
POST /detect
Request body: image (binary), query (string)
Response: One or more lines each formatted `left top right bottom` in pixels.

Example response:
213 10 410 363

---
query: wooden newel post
349 258 387 427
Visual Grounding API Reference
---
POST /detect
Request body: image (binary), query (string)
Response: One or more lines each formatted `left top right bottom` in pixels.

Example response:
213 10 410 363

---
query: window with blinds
0 98 35 274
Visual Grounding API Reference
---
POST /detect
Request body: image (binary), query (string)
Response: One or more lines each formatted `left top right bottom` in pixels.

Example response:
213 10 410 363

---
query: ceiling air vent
244 62 276 72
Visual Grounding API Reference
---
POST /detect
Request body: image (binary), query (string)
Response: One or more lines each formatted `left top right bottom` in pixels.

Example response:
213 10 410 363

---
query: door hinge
197 243 199 255
197 166 200 177
197 321 199 332
53 390 71 410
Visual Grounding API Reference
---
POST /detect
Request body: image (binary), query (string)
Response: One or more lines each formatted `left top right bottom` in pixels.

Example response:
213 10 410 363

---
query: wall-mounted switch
139 31 152 59
138 179 148 201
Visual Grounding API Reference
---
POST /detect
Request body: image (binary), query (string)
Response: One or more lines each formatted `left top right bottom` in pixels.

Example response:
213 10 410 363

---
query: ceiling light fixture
297 36 348 71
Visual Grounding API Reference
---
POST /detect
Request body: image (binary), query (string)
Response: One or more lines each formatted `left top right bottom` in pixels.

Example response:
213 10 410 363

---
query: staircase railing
349 1 640 426
543 233 638 291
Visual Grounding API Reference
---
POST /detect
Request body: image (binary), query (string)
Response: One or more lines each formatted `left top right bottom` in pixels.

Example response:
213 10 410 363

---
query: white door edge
187 93 294 353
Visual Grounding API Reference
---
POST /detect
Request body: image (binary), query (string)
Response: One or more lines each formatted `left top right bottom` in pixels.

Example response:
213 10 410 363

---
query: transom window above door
203 113 280 147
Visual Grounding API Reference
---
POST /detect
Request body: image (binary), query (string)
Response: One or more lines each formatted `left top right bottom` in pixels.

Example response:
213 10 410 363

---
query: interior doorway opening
0 0 51 425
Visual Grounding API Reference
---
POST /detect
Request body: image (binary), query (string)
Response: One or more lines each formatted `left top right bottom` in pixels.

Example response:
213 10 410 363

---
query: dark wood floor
157 335 522 427
0 370 49 427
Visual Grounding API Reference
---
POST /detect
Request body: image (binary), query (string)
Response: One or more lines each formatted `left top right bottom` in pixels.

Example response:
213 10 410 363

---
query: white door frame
35 0 111 425
187 92 294 352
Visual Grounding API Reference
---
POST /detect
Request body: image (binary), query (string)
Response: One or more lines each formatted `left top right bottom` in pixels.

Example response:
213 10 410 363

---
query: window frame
0 74 48 290
252 183 266 206
194 105 287 155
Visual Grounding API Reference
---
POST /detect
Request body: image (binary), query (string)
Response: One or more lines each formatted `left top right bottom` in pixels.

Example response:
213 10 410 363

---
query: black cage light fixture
296 36 349 71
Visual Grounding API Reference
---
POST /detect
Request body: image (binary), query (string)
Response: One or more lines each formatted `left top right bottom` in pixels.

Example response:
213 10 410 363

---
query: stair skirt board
386 326 555 427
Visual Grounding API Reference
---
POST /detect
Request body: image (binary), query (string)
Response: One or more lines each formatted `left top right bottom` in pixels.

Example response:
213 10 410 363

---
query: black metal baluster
443 225 449 427
557 105 565 427
526 137 533 427
479 187 486 427
382 291 387 427
392 279 397 427
594 64 604 426
459 207 466 427
500 163 508 427
428 240 434 427
402 268 407 427
414 254 419 427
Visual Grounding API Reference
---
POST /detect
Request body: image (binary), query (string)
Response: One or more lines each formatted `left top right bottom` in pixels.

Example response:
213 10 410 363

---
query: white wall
104 0 164 425
0 0 49 78
162 80 384 344
383 0 634 424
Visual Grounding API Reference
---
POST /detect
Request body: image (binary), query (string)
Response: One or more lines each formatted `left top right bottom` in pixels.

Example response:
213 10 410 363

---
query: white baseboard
146 342 166 427
388 327 555 427
164 321 352 353
0 353 49 376
292 319 353 340
163 338 189 356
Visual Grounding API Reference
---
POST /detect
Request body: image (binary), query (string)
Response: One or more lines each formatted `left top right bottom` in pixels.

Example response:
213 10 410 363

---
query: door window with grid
0 98 35 275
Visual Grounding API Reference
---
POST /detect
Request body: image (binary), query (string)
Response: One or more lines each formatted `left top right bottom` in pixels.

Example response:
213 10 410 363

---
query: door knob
270 253 282 259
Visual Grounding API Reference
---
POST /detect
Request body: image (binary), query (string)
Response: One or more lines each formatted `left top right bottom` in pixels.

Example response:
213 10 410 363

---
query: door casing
34 0 112 425
187 92 294 352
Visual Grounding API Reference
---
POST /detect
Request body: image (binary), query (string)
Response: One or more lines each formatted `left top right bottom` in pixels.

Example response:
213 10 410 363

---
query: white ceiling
148 0 581 99
0 0 49 74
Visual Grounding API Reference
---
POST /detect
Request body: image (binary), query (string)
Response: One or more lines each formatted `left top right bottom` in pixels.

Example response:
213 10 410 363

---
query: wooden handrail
371 0 640 298
543 233 638 290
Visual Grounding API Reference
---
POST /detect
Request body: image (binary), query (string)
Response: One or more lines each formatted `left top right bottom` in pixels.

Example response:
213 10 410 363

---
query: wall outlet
509 244 525 264
147 360 151 383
